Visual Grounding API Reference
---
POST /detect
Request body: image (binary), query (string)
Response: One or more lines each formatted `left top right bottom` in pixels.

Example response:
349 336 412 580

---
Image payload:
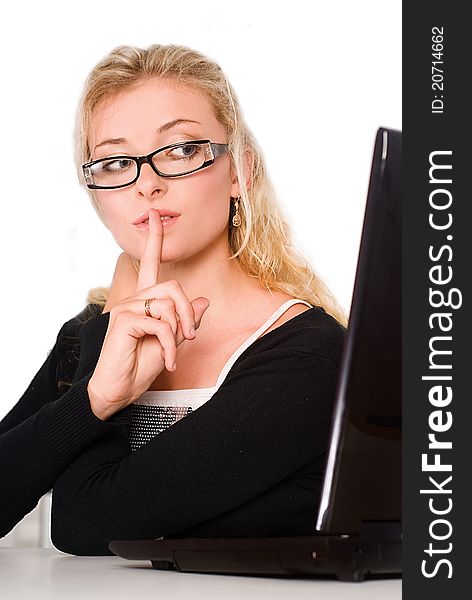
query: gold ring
144 297 157 317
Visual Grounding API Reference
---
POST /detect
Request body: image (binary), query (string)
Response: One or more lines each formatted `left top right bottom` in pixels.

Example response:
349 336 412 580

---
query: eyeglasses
82 139 229 190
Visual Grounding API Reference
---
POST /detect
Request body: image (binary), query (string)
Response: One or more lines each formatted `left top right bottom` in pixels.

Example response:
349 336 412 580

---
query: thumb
192 297 211 329
175 297 210 347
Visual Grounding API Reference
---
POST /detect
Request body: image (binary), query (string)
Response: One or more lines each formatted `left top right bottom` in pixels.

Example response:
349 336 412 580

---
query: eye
99 158 135 172
166 144 201 160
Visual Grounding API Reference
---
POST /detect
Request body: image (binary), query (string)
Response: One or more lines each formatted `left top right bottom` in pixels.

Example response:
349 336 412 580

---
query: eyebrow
93 119 202 151
158 118 201 134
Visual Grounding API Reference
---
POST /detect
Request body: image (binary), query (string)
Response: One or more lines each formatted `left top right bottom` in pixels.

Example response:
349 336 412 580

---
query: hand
88 209 210 420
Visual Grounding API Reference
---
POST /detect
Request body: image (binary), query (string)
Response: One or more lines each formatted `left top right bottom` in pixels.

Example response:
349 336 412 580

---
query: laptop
109 126 402 582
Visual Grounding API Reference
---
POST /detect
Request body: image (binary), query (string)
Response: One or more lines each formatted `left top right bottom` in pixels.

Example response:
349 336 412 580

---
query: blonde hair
76 44 347 326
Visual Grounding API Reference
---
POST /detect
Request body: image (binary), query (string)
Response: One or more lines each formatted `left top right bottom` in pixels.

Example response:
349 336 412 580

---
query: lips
132 209 181 225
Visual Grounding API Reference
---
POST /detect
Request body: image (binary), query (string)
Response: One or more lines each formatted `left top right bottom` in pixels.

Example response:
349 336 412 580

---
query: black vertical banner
404 2 471 598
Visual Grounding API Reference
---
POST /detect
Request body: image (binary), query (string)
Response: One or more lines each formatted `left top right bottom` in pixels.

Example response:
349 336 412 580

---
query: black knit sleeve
50 308 345 556
0 305 124 539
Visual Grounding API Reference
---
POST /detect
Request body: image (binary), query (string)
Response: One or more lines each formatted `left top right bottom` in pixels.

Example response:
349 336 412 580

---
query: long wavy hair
74 44 347 326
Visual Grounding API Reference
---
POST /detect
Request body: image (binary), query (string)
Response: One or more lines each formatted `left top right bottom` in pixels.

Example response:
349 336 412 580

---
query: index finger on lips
136 208 163 291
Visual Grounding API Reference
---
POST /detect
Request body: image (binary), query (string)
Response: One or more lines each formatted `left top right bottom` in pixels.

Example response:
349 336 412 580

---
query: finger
152 319 178 372
174 297 210 346
136 208 163 291
128 316 177 372
112 297 179 337
165 282 196 339
143 298 179 336
193 297 211 326
139 280 197 340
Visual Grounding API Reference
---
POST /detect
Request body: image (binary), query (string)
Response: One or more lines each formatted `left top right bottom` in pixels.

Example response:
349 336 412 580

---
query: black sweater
0 304 345 555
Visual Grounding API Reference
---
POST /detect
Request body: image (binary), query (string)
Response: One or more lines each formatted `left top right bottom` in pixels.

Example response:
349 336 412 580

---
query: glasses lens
87 158 138 188
153 142 208 175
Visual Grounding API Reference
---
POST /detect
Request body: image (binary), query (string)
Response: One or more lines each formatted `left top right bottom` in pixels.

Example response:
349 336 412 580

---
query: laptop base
109 525 401 582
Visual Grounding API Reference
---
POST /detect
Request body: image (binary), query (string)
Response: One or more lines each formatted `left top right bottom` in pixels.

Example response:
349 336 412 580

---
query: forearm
0 306 112 538
0 376 115 537
51 350 338 556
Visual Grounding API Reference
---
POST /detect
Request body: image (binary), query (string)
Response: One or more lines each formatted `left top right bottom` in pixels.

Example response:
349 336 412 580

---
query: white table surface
0 548 401 599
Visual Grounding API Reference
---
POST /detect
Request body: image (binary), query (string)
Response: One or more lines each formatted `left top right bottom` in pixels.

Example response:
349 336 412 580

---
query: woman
0 44 346 555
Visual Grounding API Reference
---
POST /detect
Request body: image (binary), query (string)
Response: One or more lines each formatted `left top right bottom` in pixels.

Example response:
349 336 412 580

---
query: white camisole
128 298 312 451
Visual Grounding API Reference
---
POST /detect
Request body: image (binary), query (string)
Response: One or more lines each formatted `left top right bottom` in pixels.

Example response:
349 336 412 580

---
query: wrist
87 379 117 421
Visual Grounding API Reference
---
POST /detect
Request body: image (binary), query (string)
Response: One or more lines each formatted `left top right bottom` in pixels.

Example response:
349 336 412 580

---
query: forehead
90 80 225 149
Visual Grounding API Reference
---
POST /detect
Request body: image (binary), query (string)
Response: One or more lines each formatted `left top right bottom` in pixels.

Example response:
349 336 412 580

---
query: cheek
98 197 124 234
181 183 231 241
96 189 131 227
182 164 232 216
96 196 140 254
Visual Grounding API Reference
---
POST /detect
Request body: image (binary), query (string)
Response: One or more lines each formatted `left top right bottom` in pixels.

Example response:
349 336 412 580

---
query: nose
134 161 168 199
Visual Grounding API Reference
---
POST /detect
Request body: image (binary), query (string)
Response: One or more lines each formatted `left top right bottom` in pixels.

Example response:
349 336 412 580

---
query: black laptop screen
317 128 402 534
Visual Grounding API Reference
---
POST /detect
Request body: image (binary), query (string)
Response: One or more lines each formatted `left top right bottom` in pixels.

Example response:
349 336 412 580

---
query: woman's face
89 79 239 264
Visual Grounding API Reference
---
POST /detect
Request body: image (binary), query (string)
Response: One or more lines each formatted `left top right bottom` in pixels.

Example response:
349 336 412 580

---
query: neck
157 235 259 314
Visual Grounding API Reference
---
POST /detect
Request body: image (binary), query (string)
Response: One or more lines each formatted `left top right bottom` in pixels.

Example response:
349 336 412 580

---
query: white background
0 0 401 419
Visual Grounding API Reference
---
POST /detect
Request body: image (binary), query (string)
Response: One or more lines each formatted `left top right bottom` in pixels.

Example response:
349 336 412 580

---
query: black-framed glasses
82 139 229 190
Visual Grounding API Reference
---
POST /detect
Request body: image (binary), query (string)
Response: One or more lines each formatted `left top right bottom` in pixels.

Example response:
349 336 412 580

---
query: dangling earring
232 196 242 227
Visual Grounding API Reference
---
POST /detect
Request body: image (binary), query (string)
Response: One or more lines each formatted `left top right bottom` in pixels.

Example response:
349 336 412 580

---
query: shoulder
54 304 106 362
53 304 109 392
223 305 345 400
56 304 105 339
245 305 346 365
68 303 104 326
